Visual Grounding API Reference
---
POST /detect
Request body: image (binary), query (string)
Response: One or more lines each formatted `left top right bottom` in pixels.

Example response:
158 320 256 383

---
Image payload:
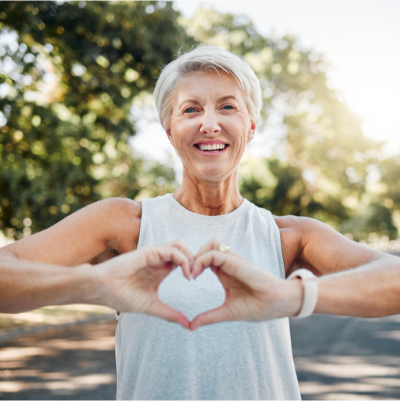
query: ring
219 243 230 253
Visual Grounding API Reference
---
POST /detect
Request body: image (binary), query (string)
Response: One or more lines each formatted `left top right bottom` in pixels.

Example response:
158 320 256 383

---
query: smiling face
167 70 256 182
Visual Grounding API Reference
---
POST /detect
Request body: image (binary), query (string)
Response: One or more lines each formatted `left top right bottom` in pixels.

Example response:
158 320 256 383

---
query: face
167 71 256 182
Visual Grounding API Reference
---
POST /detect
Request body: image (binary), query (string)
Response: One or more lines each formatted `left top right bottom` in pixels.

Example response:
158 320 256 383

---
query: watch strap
287 268 318 318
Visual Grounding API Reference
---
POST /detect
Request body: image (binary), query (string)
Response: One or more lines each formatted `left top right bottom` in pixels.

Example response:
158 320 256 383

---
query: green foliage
0 2 398 243
379 156 400 206
182 8 397 238
239 157 348 226
0 1 193 239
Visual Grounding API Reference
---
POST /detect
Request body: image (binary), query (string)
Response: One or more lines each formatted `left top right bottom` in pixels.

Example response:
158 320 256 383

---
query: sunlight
0 347 57 361
334 67 400 151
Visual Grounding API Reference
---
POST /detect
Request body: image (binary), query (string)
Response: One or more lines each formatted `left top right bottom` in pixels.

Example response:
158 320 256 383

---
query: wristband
287 268 318 318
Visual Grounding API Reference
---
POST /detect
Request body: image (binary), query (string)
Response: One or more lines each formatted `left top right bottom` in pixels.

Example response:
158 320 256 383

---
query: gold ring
219 243 230 253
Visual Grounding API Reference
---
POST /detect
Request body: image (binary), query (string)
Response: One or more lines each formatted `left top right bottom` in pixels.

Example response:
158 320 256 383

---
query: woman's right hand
94 240 193 329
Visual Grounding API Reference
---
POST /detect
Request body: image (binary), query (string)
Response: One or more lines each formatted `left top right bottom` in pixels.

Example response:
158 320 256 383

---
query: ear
247 118 256 143
166 128 175 148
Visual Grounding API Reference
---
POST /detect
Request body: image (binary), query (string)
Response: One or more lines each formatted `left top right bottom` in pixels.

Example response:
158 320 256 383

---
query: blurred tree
369 155 400 239
181 8 397 238
0 1 193 239
379 156 400 209
0 2 397 243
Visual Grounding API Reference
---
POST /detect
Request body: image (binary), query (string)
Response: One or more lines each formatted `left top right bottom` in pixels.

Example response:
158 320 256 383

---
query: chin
195 166 231 181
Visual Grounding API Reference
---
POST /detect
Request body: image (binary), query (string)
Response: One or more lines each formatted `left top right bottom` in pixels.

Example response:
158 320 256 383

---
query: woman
1 45 400 400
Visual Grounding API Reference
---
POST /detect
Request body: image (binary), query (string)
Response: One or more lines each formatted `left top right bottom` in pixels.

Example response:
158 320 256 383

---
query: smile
194 144 228 152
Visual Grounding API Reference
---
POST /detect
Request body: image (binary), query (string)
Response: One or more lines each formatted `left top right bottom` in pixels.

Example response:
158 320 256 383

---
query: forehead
171 71 245 106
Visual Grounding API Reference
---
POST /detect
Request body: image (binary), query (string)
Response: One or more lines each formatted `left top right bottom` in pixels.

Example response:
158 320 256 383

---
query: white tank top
115 193 301 400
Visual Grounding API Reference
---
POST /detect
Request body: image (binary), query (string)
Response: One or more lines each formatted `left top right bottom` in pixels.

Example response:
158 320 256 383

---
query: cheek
171 117 199 143
170 115 185 132
169 117 186 147
237 110 251 130
169 118 197 156
223 113 250 145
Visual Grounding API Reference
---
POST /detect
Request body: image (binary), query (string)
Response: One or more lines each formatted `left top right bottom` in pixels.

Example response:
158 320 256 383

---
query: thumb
189 305 231 331
149 301 190 329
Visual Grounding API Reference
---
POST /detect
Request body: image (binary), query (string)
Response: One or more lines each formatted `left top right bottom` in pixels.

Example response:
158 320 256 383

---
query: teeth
198 144 227 151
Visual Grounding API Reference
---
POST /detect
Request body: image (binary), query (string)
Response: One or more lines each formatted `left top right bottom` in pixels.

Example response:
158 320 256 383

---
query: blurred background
0 1 400 400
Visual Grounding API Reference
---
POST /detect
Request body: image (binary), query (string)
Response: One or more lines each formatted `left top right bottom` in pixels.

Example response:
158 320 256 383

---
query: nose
200 110 221 135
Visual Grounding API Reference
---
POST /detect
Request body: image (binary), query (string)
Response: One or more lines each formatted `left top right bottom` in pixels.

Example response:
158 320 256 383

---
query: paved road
291 314 400 399
0 318 117 400
1 314 400 400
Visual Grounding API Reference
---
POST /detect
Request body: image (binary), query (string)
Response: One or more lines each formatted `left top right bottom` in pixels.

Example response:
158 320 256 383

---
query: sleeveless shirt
114 193 301 400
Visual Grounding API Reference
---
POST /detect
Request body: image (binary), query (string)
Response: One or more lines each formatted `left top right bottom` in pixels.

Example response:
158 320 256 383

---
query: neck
173 168 243 216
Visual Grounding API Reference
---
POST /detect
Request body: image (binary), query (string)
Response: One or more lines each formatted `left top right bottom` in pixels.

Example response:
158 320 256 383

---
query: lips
194 140 229 149
193 144 229 155
195 143 227 150
194 141 229 146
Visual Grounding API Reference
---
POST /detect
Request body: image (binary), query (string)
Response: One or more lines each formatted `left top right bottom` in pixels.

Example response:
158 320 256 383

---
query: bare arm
0 197 141 266
0 197 141 313
0 256 99 313
314 257 400 317
276 216 400 318
0 243 194 329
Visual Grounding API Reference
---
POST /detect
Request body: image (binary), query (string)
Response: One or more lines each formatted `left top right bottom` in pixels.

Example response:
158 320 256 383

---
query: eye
183 107 197 114
222 105 235 110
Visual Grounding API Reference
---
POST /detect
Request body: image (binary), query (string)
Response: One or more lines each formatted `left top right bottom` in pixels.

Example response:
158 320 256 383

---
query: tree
1 3 397 242
0 1 194 239
181 8 397 238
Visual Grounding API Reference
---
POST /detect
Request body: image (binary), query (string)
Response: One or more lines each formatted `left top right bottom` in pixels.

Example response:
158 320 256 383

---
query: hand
189 238 303 331
96 240 194 329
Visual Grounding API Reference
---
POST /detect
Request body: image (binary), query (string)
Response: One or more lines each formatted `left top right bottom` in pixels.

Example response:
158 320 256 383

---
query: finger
193 250 263 287
161 239 194 270
145 247 191 280
149 301 190 329
195 238 244 261
192 249 231 279
195 238 223 259
189 305 231 331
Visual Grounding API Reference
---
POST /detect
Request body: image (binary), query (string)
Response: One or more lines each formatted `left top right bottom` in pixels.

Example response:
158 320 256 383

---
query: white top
114 194 301 400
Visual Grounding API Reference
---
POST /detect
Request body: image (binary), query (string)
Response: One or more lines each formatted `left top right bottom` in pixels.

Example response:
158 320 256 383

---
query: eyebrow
178 98 201 109
217 95 239 103
178 95 239 110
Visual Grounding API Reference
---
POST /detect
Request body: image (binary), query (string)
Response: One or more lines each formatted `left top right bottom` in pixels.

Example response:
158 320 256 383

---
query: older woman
1 45 400 400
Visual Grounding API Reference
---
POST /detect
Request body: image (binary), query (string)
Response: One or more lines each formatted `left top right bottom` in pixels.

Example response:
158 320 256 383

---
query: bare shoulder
273 214 387 277
274 214 330 237
101 197 142 253
0 197 142 266
87 197 142 264
273 215 307 275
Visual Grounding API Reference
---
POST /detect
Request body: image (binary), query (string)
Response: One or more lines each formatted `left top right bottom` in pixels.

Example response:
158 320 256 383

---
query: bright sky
131 1 400 165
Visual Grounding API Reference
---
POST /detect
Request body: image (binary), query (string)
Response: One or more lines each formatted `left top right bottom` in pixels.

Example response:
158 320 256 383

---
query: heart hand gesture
189 239 303 331
97 240 193 329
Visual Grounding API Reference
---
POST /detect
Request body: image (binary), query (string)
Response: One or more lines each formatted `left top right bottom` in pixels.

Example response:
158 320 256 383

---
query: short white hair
153 45 262 130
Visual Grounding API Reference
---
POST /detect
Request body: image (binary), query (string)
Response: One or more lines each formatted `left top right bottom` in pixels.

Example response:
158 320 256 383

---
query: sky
131 1 400 167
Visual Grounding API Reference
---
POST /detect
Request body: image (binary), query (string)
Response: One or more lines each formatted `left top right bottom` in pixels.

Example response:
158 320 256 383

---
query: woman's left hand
189 239 303 331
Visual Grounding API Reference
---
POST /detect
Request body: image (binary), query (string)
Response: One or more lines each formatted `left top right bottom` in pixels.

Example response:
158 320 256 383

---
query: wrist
283 279 304 318
73 263 108 306
287 269 319 318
